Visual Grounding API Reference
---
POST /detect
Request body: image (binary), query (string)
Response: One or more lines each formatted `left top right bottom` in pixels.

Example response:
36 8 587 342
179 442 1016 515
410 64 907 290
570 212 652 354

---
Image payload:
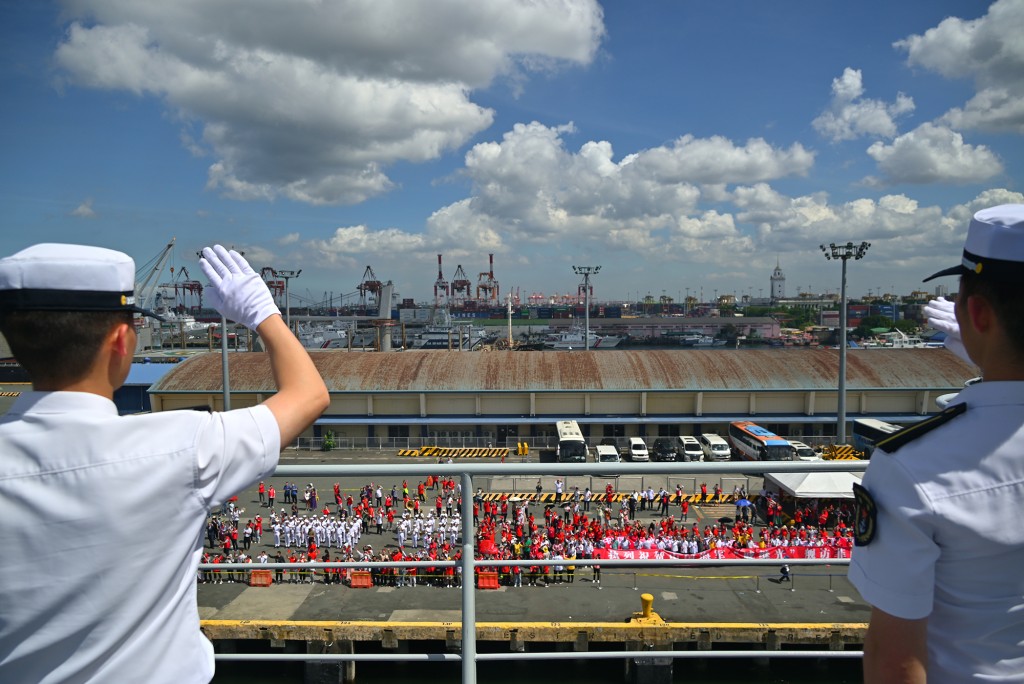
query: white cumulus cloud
895 0 1024 133
302 121 815 268
865 123 1004 185
53 0 606 205
71 198 96 218
813 68 914 142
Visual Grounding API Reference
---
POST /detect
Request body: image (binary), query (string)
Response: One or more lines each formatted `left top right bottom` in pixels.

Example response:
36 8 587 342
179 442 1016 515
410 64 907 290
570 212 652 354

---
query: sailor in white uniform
0 244 329 684
849 205 1024 683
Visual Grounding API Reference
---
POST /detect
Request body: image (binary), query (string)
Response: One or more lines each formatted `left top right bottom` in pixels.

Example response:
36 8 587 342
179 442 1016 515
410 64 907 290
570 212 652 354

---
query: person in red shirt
287 550 298 583
258 481 266 506
417 482 426 502
680 497 689 521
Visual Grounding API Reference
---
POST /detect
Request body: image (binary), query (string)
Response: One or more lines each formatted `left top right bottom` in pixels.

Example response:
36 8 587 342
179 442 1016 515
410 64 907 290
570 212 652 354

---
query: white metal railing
203 459 868 684
296 434 845 451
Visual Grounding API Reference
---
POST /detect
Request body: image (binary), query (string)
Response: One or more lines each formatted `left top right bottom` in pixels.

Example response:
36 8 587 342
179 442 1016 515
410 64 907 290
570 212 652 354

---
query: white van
678 436 704 462
790 440 821 462
698 433 732 461
595 444 621 464
628 437 649 462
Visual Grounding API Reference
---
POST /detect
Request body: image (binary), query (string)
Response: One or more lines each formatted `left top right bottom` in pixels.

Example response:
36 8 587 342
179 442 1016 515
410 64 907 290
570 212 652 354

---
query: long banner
593 545 851 561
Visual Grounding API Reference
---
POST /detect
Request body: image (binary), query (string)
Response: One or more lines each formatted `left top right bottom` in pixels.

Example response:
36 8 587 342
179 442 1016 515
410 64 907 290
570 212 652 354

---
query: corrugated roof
149 349 975 394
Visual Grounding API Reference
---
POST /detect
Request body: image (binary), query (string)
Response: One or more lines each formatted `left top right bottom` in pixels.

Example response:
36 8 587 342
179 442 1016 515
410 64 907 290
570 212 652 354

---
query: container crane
433 254 449 306
475 253 499 304
157 266 204 314
259 267 286 307
357 266 383 310
450 264 472 307
135 239 175 314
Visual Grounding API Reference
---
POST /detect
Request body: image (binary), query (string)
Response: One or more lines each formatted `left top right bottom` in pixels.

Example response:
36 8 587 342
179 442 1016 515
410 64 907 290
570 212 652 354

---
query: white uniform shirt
849 381 1024 682
0 391 280 684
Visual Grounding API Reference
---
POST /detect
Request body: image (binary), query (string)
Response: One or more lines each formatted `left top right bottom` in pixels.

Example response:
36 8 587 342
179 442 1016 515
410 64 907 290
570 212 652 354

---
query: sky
2 0 1022 309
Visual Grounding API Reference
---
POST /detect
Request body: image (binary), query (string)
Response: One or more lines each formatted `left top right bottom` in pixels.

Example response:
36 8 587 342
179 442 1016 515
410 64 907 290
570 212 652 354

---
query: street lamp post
572 265 601 351
820 241 870 444
277 269 302 329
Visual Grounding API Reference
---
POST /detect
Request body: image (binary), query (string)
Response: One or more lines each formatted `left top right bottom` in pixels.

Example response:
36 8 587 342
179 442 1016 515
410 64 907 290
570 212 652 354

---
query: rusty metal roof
149 349 975 394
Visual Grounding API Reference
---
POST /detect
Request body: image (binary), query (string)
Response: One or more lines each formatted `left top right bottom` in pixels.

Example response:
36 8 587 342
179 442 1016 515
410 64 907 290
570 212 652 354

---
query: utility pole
820 241 871 443
277 269 302 329
572 265 601 351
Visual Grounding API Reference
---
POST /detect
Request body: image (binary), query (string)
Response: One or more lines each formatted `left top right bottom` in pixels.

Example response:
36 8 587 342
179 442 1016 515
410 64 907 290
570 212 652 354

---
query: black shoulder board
876 402 967 454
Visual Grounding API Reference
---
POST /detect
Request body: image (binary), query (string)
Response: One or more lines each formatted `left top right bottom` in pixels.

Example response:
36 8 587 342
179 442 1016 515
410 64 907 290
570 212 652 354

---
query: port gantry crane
433 254 449 306
475 253 499 304
356 265 384 311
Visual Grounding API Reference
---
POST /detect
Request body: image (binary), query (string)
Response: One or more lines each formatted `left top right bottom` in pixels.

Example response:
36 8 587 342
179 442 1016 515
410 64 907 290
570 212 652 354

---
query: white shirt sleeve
193 405 281 508
848 448 940 620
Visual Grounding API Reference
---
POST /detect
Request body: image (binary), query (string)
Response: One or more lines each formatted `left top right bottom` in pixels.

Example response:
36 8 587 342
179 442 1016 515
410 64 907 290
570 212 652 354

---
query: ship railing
203 459 868 683
298 434 842 453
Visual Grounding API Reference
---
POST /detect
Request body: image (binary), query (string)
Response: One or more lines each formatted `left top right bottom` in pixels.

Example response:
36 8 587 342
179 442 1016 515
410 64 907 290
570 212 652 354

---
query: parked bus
555 420 588 463
727 421 795 461
852 418 903 458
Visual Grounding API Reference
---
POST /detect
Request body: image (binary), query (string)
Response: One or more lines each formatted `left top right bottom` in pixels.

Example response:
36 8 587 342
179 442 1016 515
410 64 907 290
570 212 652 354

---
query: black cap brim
131 307 166 322
0 288 165 321
922 264 967 283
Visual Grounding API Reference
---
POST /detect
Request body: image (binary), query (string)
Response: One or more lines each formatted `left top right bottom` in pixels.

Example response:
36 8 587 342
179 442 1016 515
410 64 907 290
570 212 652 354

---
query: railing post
461 472 477 684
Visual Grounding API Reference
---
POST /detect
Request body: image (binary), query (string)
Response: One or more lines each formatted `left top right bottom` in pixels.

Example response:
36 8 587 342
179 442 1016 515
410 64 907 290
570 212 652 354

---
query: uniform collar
8 390 119 416
952 380 1024 408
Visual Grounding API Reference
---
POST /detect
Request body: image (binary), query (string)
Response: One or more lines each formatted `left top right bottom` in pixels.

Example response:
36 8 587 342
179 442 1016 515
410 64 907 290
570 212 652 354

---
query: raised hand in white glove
923 297 971 364
199 245 281 330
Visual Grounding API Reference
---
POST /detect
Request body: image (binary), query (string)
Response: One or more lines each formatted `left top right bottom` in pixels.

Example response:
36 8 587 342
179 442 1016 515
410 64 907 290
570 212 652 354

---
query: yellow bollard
641 593 654 619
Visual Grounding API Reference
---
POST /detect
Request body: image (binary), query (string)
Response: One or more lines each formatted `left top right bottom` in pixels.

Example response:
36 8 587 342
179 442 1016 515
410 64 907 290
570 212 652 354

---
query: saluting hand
923 297 971 365
199 245 281 331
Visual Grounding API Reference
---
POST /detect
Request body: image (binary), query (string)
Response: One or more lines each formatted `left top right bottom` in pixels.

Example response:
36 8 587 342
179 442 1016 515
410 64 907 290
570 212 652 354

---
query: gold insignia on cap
975 263 983 274
121 295 128 305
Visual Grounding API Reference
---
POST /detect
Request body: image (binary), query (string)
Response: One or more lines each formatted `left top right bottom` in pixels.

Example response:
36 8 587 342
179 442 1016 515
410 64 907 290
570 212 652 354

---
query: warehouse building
148 349 974 449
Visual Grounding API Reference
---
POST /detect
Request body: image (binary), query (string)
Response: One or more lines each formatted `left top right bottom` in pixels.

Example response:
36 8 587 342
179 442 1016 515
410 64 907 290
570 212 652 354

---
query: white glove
199 245 281 330
923 297 971 364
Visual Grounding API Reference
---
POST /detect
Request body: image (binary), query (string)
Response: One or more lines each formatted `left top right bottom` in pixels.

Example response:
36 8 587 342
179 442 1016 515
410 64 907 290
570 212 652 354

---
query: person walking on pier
850 205 1024 684
0 244 329 684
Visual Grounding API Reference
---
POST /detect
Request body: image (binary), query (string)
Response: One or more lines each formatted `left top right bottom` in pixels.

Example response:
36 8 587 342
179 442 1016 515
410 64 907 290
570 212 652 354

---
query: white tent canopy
765 471 863 499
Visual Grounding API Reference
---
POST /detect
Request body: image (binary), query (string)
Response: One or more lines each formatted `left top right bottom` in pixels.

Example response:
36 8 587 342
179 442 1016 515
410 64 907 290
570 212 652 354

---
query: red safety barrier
350 571 373 589
477 571 500 590
249 569 273 587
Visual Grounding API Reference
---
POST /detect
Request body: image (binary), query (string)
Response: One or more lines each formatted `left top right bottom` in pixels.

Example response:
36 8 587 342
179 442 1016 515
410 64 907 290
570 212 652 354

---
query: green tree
322 430 336 451
853 314 894 339
892 319 919 334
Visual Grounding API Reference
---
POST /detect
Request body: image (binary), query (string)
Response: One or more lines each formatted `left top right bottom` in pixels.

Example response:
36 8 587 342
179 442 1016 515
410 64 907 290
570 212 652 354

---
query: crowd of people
201 474 856 588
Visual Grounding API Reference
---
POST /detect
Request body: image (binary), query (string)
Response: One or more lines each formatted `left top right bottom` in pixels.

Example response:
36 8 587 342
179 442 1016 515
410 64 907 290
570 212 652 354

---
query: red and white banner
593 545 851 561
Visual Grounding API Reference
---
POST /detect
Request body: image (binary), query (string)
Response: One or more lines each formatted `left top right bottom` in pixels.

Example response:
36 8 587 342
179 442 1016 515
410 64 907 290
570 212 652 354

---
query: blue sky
2 1 1021 309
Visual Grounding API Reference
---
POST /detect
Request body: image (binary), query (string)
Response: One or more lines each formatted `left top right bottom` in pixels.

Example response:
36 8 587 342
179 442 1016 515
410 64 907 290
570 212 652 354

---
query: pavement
199 449 869 627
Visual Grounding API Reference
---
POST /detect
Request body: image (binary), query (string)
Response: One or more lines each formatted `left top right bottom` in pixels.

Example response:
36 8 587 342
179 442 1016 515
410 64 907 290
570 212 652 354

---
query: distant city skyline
3 1 1021 305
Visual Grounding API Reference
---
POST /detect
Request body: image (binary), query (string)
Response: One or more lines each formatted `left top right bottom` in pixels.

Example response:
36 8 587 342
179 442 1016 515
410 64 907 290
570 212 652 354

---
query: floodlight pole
572 265 601 351
820 241 870 444
277 269 302 330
